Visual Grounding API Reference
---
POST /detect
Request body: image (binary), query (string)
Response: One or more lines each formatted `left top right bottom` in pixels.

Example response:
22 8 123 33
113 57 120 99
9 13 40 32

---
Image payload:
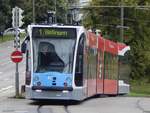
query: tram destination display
32 27 76 39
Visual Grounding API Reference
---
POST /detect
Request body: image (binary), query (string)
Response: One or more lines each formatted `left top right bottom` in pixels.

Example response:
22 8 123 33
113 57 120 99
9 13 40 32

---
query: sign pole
15 27 19 97
12 6 24 97
15 62 19 97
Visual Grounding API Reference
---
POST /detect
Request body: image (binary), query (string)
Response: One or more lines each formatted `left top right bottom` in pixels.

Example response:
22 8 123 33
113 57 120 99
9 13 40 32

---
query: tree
0 0 11 31
82 0 122 41
0 0 77 28
83 0 150 81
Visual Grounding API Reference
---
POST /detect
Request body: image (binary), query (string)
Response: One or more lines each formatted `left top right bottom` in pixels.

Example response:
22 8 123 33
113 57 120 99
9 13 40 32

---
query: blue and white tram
22 24 87 100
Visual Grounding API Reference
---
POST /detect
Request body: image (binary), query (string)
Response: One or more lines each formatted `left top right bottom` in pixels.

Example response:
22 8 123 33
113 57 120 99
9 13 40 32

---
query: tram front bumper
25 87 85 101
32 86 73 91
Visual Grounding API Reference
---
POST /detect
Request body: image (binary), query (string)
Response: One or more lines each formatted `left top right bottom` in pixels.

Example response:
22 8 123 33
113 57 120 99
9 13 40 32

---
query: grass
0 33 25 43
128 92 150 97
128 79 150 97
0 35 14 43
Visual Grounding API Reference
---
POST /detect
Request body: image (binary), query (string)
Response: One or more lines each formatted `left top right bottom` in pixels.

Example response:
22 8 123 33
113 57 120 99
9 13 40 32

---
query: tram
21 24 130 100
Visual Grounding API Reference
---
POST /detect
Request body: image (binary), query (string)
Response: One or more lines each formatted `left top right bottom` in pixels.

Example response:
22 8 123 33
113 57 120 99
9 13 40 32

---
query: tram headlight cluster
33 76 40 86
33 76 39 81
37 81 41 86
64 77 72 86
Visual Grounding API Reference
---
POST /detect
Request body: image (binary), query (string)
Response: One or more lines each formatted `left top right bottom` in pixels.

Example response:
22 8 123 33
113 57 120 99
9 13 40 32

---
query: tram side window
104 53 118 80
104 53 107 79
88 48 97 79
110 54 118 80
75 34 85 86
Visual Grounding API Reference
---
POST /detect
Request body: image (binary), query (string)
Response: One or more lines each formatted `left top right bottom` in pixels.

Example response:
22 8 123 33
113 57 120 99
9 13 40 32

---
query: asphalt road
0 40 25 98
0 41 150 113
0 96 150 113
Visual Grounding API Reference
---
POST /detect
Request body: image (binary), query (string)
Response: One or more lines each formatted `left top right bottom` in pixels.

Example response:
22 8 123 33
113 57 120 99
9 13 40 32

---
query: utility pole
55 0 57 23
118 0 124 94
65 0 68 24
32 0 35 23
120 0 124 42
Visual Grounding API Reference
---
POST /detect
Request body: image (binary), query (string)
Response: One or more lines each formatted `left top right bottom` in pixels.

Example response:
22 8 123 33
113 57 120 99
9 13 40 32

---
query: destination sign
32 27 76 39
44 29 67 37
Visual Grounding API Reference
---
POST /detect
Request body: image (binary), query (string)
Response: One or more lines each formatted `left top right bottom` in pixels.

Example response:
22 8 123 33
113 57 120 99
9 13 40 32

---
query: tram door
96 51 104 94
103 53 118 94
86 33 97 97
87 47 97 96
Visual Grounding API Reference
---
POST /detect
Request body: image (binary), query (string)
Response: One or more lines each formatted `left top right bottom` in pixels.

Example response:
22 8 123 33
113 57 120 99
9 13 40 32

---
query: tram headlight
33 76 39 81
64 82 68 87
65 77 72 86
37 81 41 86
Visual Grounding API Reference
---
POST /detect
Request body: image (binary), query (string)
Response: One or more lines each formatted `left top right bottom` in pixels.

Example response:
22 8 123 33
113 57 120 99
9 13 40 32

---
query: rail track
35 100 75 113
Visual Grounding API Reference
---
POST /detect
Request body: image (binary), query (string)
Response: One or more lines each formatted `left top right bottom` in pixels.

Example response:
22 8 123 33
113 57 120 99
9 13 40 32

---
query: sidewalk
0 97 37 113
138 98 150 113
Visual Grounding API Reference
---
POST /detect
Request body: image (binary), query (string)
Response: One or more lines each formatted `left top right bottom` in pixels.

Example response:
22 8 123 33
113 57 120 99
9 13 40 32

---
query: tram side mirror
21 41 27 53
21 36 29 53
78 44 84 55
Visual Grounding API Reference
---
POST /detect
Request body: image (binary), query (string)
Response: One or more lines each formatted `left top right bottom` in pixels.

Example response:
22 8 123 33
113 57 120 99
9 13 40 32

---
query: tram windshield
32 27 76 73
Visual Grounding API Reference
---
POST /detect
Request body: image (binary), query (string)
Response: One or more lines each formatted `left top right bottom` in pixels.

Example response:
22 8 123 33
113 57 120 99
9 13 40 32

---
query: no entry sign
11 50 23 63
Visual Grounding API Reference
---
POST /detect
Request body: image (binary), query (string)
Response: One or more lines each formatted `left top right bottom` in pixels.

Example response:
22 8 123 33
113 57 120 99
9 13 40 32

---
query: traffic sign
11 51 23 63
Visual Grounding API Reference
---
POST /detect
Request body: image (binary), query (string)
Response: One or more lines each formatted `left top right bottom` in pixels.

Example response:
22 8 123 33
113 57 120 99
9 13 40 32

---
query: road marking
4 78 10 81
15 110 28 113
0 60 12 66
0 72 3 74
7 46 11 48
0 86 13 92
2 109 15 112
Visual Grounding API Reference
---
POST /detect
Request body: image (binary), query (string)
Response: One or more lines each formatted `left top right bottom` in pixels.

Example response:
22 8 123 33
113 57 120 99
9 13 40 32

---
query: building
79 0 91 6
69 0 91 23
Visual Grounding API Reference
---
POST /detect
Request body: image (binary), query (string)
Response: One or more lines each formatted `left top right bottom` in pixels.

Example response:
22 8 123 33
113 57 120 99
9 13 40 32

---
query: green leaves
0 0 11 31
0 0 74 28
83 0 150 81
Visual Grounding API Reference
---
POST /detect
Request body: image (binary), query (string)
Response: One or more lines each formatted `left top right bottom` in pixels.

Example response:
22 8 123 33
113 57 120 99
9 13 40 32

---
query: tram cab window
21 36 30 53
75 34 85 86
37 42 65 72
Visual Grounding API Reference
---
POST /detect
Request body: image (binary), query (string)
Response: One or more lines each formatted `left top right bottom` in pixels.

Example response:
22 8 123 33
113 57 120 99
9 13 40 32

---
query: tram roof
28 24 84 29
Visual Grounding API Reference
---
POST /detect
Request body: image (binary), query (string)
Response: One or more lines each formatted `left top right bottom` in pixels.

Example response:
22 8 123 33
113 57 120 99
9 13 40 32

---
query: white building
79 0 91 6
69 0 91 23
